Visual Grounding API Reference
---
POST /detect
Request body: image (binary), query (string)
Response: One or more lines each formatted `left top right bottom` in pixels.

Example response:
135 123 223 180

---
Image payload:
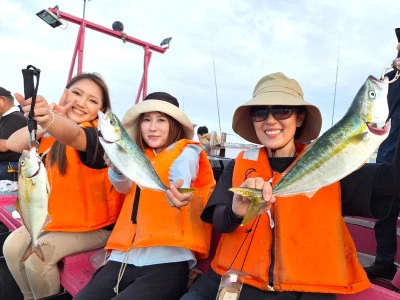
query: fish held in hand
17 147 51 262
231 75 390 225
98 110 194 194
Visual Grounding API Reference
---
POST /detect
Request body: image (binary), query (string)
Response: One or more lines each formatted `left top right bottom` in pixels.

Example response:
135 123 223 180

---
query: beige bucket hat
232 72 322 144
122 92 194 140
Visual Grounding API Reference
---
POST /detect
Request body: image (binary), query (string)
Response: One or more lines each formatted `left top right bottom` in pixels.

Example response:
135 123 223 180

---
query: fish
17 146 51 262
230 75 390 225
98 110 194 194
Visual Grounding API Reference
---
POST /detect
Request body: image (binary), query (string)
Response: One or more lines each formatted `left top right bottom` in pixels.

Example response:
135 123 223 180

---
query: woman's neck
267 146 297 158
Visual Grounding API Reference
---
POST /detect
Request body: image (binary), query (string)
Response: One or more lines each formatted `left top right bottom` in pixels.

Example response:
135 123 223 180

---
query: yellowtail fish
231 75 390 225
17 147 51 262
98 110 194 194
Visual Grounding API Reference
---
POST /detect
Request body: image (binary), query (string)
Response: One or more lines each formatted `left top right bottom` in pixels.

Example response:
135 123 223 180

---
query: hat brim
122 99 194 141
232 91 322 144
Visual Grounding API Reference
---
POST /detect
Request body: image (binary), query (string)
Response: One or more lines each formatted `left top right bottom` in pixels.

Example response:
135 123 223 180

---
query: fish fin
177 187 196 193
39 214 52 234
303 140 317 152
116 142 130 154
350 132 368 143
14 200 21 215
228 187 266 225
301 190 319 198
21 243 45 262
21 243 33 262
241 201 267 226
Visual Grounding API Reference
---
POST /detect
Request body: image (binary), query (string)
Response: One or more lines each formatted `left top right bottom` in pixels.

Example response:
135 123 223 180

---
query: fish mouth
366 119 391 135
368 75 389 90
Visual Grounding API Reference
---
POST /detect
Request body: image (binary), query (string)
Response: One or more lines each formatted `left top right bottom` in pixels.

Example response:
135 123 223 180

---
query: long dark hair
48 73 111 175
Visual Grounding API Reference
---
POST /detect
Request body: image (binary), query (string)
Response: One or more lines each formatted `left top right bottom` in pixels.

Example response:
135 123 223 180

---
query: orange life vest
38 120 125 232
106 139 216 259
211 146 370 294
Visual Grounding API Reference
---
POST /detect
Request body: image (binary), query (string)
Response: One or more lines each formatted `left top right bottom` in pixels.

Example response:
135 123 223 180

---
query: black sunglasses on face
250 106 298 122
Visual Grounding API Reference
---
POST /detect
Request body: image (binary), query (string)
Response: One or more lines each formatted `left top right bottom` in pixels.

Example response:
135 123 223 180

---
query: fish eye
110 119 116 126
369 91 376 98
20 160 25 166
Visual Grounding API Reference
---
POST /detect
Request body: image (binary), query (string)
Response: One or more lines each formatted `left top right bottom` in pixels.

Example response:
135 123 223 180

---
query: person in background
0 87 26 181
364 29 400 280
73 92 216 300
197 126 211 154
3 73 124 300
181 72 398 300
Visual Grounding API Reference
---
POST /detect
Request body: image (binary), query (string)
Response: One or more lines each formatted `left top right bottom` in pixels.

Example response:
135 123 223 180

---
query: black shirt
0 111 27 162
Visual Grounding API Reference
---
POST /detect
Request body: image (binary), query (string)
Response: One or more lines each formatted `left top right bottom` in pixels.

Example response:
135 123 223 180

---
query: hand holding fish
231 177 275 219
166 178 193 208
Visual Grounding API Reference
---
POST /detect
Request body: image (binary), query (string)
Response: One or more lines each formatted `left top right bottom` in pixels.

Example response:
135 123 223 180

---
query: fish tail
21 243 45 262
177 187 196 193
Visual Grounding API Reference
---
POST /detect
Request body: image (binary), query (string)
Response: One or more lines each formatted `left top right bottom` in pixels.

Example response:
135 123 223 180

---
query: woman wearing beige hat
74 92 216 300
182 72 400 299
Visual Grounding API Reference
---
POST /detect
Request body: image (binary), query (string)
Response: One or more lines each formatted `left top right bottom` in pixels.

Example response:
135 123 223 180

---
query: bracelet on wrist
37 111 55 134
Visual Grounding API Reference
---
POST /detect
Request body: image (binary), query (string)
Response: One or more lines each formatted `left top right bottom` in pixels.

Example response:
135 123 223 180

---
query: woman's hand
231 177 275 218
48 89 75 117
15 93 53 129
166 178 192 208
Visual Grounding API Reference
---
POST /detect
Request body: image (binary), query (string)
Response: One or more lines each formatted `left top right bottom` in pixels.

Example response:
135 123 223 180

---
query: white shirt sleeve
169 144 201 188
108 168 132 194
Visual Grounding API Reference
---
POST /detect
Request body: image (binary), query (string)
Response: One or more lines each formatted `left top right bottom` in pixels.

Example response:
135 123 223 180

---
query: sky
0 0 399 146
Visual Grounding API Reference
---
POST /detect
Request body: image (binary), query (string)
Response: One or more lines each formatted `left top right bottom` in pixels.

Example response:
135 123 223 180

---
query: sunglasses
250 106 296 122
250 106 298 122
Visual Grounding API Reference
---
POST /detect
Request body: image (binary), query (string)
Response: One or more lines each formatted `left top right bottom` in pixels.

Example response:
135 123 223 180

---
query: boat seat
58 248 103 297
344 216 400 264
0 205 23 232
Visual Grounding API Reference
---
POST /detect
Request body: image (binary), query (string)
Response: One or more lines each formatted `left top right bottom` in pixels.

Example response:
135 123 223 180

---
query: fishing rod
331 35 341 127
213 58 222 136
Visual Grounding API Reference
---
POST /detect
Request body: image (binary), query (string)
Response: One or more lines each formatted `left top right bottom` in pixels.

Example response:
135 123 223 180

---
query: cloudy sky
0 0 399 145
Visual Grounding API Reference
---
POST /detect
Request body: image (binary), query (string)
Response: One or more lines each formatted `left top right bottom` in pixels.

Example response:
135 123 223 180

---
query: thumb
14 93 27 106
171 178 184 189
58 89 68 106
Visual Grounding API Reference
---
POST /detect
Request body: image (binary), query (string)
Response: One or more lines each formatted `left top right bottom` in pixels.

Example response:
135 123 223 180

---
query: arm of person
108 168 132 194
201 160 243 232
12 93 87 152
1 113 29 152
166 144 200 207
0 139 7 152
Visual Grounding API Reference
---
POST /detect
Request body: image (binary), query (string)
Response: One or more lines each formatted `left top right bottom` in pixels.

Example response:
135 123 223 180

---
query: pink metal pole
143 47 152 100
49 8 166 54
77 20 86 75
67 25 83 83
135 49 153 103
49 7 167 102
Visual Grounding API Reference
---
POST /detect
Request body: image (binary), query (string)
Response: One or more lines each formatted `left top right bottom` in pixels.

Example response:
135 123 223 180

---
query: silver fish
17 147 50 262
98 110 193 193
231 75 390 225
